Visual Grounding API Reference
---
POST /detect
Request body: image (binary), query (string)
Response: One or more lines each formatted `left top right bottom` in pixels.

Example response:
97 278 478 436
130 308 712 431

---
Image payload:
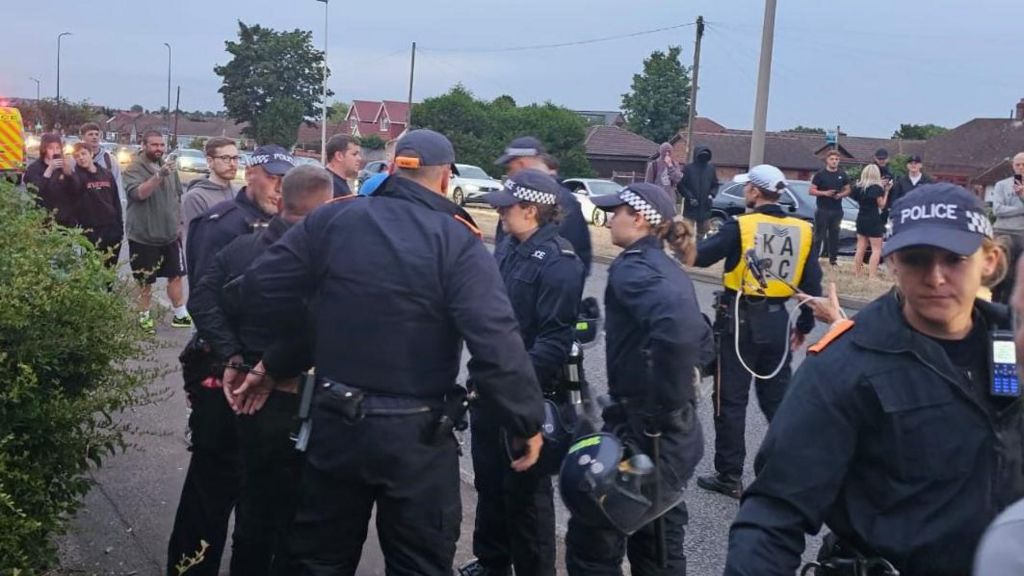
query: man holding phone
990 152 1024 303
22 133 78 227
123 130 188 331
645 142 683 204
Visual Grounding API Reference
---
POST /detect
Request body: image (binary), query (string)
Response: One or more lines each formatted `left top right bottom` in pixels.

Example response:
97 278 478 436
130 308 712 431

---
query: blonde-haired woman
853 163 888 278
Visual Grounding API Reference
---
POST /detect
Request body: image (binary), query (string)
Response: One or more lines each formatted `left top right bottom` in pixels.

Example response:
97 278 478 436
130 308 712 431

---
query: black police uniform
694 204 822 492
240 174 546 575
494 185 593 279
726 294 1024 576
185 188 274 290
188 215 311 576
471 223 584 576
565 234 710 576
167 189 276 576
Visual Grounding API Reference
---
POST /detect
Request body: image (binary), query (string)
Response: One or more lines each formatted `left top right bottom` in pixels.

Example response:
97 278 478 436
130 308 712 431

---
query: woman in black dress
853 163 888 278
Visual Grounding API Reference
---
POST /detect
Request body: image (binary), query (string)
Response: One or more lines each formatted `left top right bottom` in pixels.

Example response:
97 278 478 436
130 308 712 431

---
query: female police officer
725 184 1024 576
563 183 711 575
462 169 584 576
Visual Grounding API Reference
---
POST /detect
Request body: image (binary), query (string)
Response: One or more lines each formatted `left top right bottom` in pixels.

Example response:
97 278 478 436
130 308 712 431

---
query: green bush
0 181 156 574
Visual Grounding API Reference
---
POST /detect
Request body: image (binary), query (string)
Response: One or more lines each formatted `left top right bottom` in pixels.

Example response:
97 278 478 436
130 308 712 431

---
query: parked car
563 178 623 227
448 163 503 206
61 135 80 156
293 156 321 167
167 149 209 185
358 160 389 186
707 180 860 256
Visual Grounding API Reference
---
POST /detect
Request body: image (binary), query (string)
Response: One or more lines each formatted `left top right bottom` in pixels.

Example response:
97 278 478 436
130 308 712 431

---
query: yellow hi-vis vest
721 212 813 297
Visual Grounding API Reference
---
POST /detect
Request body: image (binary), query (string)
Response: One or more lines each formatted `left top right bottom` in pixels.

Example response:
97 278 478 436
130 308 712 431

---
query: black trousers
231 391 304 576
812 209 844 264
565 415 703 576
167 386 241 576
469 405 556 576
286 392 460 576
712 304 791 478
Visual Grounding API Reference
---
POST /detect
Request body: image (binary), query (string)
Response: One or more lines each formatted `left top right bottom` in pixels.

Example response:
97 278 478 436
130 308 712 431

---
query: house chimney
1016 98 1024 121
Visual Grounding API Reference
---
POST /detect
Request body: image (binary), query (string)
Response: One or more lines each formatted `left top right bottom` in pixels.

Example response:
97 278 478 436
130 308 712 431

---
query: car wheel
706 216 726 236
592 208 607 227
452 187 465 206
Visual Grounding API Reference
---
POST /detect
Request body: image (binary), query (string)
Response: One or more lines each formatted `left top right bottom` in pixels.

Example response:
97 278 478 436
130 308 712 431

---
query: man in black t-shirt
809 149 850 266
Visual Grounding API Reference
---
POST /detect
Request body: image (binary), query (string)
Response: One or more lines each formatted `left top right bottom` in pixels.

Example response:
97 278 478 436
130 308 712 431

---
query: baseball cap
394 129 456 169
591 182 676 226
874 148 890 160
733 164 789 194
248 144 296 176
481 169 561 208
495 136 546 166
882 183 993 257
908 154 923 163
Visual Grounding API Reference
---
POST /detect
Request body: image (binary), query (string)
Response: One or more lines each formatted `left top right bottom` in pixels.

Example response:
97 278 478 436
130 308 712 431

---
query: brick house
583 125 658 183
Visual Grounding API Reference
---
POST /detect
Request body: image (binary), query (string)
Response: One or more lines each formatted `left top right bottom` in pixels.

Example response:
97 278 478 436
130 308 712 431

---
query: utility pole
171 85 181 149
407 41 417 121
684 16 704 162
29 77 40 102
163 43 172 122
317 0 329 162
749 0 777 167
56 32 71 129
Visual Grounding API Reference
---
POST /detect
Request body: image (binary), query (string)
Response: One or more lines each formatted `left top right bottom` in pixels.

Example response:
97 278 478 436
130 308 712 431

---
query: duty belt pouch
179 334 216 394
318 380 365 425
745 300 787 346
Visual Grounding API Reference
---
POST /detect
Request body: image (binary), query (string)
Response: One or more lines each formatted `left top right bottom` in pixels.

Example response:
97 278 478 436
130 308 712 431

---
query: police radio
744 249 768 291
990 331 1020 398
564 342 584 406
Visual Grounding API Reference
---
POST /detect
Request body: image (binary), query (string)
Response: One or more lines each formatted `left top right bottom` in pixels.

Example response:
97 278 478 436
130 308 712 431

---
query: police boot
458 559 511 576
697 472 743 499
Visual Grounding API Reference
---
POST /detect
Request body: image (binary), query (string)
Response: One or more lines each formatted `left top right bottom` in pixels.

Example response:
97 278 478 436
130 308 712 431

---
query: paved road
58 251 836 575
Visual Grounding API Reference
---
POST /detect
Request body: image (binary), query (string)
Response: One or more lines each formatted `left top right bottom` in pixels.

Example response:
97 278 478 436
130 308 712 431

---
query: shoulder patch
808 319 855 354
453 215 483 240
325 194 360 205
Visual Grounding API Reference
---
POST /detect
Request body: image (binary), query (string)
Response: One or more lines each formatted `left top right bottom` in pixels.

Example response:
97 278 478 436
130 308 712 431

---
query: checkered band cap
504 179 557 205
621 189 663 226
882 182 993 257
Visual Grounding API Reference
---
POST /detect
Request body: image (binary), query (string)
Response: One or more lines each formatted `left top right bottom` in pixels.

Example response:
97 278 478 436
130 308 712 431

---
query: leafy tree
189 137 208 151
621 46 691 144
328 100 349 121
892 123 948 140
130 104 144 113
412 85 593 178
215 21 329 149
360 134 386 150
19 98 97 132
782 125 826 134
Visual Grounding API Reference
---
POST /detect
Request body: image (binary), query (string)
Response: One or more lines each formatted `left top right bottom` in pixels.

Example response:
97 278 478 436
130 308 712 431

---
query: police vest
721 212 812 297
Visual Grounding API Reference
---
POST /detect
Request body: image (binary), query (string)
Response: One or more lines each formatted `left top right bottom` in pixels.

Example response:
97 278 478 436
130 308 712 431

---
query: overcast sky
4 0 1023 138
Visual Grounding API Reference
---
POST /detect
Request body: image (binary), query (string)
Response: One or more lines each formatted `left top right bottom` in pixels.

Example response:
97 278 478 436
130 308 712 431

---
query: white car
449 163 503 206
564 178 624 227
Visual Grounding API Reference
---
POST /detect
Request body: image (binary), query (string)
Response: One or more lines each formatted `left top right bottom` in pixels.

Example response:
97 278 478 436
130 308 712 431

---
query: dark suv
707 180 860 256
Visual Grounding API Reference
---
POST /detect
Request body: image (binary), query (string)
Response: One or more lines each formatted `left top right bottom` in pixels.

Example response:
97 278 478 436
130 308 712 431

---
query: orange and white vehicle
0 106 26 182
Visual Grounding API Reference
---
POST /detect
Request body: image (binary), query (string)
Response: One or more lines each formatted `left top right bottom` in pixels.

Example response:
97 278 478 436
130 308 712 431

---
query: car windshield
179 150 204 158
587 180 623 196
456 165 490 180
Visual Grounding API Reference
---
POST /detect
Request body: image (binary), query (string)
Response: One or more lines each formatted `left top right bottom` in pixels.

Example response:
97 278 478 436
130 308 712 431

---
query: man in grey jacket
990 151 1024 303
123 130 188 331
180 137 238 251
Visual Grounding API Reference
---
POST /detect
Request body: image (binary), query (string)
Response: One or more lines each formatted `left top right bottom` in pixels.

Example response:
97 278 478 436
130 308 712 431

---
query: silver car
449 164 503 206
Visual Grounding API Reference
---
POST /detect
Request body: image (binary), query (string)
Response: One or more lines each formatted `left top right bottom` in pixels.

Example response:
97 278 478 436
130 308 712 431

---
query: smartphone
1014 174 1023 185
990 331 1020 397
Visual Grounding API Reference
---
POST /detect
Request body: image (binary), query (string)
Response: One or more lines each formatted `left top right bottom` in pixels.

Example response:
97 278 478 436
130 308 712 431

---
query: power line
422 22 695 54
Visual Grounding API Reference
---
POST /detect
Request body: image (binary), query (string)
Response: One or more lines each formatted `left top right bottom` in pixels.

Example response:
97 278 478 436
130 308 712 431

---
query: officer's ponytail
654 217 697 266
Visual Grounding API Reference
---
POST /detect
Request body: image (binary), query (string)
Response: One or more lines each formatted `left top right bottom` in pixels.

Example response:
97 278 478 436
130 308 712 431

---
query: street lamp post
29 77 40 102
163 43 172 122
56 32 72 102
316 0 329 162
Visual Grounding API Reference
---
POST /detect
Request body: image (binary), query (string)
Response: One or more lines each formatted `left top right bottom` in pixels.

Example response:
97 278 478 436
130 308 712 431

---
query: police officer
563 183 710 575
494 136 593 278
692 164 822 499
234 129 547 575
460 170 584 576
167 144 297 576
187 164 334 576
725 184 1023 576
185 144 294 289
